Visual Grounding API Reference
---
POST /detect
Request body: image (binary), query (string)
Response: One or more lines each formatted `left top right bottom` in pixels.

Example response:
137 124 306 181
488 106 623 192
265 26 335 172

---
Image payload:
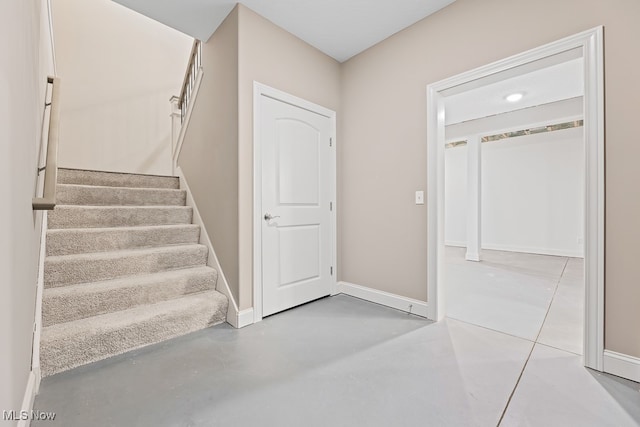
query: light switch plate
415 190 424 205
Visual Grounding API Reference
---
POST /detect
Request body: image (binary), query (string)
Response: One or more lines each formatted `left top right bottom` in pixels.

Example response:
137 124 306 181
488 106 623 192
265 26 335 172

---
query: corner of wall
175 166 240 326
235 3 342 314
175 8 241 311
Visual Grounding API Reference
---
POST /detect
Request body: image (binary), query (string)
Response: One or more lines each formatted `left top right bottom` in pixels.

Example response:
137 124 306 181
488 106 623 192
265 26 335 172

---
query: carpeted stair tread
41 168 228 377
48 205 193 229
42 266 217 326
44 244 208 288
40 290 228 377
58 168 179 189
46 224 201 256
57 184 186 206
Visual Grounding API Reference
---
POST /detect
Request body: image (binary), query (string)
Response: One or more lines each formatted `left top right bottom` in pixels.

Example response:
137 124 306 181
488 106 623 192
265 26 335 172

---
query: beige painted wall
0 0 54 416
340 0 640 357
236 4 341 310
51 0 192 175
177 5 340 309
178 7 240 305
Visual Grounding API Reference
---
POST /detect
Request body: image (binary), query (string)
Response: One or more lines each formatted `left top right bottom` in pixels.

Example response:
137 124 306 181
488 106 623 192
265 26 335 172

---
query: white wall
445 146 468 245
0 0 55 420
52 0 192 175
445 126 584 257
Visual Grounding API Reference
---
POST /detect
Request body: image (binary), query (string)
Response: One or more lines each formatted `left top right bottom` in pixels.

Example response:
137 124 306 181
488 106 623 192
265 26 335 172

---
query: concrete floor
445 247 584 354
34 294 639 427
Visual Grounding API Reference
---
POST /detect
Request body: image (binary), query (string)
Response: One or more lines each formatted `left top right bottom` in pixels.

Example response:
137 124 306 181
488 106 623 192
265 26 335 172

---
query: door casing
426 27 605 371
253 82 338 323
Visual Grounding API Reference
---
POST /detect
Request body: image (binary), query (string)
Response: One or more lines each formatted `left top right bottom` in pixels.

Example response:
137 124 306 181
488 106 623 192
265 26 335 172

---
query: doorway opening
426 28 604 371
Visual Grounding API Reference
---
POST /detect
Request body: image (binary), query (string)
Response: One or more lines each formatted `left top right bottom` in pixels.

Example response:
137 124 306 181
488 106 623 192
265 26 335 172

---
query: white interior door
260 95 333 317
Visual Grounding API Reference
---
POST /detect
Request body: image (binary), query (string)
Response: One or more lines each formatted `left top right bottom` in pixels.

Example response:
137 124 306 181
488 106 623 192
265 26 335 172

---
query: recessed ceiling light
505 93 524 102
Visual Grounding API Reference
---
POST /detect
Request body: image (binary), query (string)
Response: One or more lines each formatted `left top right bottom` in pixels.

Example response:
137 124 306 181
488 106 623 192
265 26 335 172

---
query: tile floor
33 256 639 427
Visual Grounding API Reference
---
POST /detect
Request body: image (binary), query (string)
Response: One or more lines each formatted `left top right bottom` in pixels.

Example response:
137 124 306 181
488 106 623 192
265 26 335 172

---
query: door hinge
329 202 333 211
330 137 333 147
330 266 333 276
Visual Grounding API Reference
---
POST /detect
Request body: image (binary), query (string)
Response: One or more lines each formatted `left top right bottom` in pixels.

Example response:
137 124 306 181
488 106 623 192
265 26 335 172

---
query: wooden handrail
178 39 201 112
33 76 61 210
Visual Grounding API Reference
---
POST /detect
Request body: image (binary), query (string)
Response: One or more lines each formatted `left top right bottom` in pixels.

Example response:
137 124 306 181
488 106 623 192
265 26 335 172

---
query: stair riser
40 293 228 377
45 246 208 288
43 269 217 326
48 207 193 229
46 226 200 256
57 185 186 206
58 169 180 189
42 168 227 379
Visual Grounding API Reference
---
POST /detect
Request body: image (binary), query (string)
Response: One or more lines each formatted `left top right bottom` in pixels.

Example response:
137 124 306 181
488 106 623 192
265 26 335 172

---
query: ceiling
112 0 456 62
444 56 584 126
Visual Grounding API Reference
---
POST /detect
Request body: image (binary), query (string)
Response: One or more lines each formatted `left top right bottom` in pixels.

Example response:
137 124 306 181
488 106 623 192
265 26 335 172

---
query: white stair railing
170 39 203 172
179 39 202 123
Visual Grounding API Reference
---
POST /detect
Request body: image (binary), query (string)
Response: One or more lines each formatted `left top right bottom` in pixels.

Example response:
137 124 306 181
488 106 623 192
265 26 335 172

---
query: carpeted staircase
40 168 228 377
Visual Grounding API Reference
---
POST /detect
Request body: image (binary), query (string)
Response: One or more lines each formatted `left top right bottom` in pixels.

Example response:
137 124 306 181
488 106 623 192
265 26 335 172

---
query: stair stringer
32 210 48 390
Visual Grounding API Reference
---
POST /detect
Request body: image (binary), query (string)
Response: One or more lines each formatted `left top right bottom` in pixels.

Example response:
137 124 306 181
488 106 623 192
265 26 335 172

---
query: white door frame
253 82 338 323
426 27 605 371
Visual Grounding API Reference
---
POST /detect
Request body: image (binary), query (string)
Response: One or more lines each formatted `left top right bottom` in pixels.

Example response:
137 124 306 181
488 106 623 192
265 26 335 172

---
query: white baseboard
226 308 253 329
175 166 241 329
33 367 41 395
17 371 38 427
337 281 429 318
482 243 583 258
237 308 255 328
603 350 640 383
31 212 47 393
444 241 583 258
465 252 480 262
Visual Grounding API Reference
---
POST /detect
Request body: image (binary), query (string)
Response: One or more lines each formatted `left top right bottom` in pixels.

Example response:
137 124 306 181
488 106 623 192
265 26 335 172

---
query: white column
466 135 481 262
169 96 181 172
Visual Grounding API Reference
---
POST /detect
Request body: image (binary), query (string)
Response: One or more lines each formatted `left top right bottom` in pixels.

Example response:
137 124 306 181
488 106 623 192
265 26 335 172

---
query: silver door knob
264 213 281 221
